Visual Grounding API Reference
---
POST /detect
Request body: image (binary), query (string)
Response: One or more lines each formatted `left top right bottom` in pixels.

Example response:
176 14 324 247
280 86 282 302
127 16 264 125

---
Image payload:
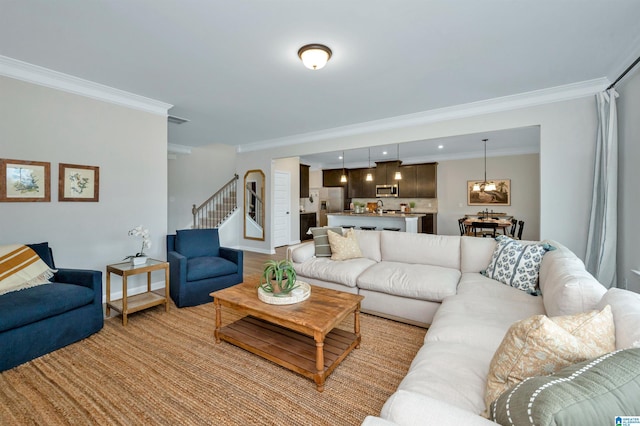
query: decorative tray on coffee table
257 281 311 305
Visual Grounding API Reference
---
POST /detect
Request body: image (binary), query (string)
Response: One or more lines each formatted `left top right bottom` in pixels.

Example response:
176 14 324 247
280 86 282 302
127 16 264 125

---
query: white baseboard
236 245 276 255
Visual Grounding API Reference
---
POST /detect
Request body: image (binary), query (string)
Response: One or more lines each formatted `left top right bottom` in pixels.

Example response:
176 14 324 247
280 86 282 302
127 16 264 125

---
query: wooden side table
106 259 170 326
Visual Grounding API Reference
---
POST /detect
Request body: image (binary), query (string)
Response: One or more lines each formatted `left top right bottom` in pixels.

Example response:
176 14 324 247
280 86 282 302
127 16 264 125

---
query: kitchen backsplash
351 198 438 213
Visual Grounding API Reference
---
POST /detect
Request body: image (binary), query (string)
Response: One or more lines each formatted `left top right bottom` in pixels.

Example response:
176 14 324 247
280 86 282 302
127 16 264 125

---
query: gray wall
617 69 640 292
167 144 237 233
0 76 168 300
437 153 540 239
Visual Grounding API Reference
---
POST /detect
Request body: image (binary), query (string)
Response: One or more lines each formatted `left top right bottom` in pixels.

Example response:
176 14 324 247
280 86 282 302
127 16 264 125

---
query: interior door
273 171 291 247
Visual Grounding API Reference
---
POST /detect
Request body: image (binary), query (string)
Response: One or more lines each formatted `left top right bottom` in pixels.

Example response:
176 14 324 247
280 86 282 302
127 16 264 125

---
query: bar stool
360 226 377 231
383 227 401 231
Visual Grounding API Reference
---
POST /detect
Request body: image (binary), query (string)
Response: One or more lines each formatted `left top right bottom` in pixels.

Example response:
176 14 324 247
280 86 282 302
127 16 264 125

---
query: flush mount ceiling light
472 139 496 192
298 44 332 70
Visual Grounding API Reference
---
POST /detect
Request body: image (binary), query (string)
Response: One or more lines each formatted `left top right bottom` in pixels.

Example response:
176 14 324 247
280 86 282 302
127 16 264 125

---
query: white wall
238 96 597 258
0 76 168 299
167 144 237 233
617 69 640 292
437 153 540 239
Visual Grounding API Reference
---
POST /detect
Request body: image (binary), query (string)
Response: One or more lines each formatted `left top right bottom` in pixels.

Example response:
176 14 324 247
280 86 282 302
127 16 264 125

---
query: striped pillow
0 244 56 296
310 227 343 257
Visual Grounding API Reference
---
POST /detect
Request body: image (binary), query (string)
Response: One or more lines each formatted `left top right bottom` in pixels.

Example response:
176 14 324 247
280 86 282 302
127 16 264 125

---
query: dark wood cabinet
420 213 436 234
416 163 437 198
322 169 348 189
300 212 317 240
375 161 401 185
300 164 310 198
347 168 376 198
398 165 417 198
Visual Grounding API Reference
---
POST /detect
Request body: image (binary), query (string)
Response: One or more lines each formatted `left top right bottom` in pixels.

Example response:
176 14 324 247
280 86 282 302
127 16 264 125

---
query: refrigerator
308 187 344 227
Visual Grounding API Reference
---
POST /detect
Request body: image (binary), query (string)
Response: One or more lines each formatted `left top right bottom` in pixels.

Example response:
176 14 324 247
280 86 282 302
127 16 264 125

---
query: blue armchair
166 229 243 308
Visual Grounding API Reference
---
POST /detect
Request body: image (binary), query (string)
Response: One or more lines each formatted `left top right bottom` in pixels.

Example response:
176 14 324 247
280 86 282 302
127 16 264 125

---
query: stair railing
192 174 239 229
245 183 264 229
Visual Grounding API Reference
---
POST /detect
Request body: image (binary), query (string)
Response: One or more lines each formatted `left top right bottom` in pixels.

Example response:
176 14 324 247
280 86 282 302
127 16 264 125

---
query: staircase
192 174 239 229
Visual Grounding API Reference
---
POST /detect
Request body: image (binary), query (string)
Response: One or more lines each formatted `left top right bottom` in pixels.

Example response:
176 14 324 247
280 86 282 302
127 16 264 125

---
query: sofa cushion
327 229 363 261
309 227 343 257
0 283 94 333
357 261 459 302
294 257 376 288
489 348 640 426
426 274 545 349
484 306 615 412
539 253 606 317
353 229 382 262
380 233 461 270
175 229 220 258
597 287 640 349
186 256 237 281
460 236 496 273
482 235 553 295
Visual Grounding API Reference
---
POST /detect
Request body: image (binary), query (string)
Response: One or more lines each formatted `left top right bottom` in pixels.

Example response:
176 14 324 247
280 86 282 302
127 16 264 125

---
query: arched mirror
244 169 265 241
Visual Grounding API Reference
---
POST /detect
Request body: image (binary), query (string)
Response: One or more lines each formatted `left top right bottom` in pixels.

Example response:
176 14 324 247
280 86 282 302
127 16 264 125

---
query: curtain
585 89 618 288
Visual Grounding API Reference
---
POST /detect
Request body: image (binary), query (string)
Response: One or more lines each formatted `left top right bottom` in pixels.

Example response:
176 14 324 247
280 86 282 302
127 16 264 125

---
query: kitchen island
327 212 425 233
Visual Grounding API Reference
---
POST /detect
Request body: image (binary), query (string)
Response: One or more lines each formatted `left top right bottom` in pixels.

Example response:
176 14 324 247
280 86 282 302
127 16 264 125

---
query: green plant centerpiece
259 259 298 297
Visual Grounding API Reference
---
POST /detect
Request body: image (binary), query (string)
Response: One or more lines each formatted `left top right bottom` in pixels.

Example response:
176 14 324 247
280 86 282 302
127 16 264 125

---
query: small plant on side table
259 259 298 296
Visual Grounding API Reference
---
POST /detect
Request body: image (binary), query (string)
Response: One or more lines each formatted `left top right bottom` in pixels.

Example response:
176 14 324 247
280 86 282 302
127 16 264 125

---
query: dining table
463 217 513 236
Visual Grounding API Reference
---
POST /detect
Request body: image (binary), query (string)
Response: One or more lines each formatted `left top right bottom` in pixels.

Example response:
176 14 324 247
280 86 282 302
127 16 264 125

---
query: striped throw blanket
0 244 56 296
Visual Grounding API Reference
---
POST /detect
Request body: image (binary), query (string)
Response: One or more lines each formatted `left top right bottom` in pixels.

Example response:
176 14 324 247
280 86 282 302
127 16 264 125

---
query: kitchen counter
327 212 424 233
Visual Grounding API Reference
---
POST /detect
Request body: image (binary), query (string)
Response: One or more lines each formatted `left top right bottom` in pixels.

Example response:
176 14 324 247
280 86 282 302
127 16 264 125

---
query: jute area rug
0 300 425 425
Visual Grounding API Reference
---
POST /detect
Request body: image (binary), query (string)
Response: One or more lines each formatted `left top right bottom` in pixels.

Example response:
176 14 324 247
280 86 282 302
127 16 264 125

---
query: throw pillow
327 229 363 261
490 348 640 426
309 227 343 257
482 235 554 295
484 306 615 415
0 244 56 296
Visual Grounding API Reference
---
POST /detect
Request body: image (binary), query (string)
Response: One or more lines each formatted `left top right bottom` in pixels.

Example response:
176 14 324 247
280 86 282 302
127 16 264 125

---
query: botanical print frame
467 179 511 206
58 163 99 202
0 158 51 202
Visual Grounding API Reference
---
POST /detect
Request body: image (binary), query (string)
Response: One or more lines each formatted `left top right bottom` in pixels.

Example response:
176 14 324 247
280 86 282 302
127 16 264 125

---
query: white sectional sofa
286 230 640 425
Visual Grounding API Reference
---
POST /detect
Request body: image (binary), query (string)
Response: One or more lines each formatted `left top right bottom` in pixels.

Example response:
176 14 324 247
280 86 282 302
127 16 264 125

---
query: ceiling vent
167 115 190 125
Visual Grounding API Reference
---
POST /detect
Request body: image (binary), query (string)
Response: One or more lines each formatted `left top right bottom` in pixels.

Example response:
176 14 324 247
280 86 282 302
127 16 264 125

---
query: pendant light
365 148 373 181
394 144 402 180
472 139 496 192
340 151 347 183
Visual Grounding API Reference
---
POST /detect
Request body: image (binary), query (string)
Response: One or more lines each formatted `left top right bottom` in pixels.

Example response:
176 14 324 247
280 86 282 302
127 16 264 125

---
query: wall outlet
428 203 432 207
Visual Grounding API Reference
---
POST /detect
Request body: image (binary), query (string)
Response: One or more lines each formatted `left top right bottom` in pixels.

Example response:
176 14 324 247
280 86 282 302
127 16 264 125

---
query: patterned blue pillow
482 235 554 295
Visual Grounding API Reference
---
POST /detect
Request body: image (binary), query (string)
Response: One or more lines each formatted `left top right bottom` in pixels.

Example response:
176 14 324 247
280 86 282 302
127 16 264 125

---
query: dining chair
509 218 518 237
471 221 498 238
516 220 525 240
458 218 467 236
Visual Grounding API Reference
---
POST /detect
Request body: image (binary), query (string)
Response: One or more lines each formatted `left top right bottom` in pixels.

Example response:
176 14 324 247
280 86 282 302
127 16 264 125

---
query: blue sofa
166 229 243 307
0 242 103 372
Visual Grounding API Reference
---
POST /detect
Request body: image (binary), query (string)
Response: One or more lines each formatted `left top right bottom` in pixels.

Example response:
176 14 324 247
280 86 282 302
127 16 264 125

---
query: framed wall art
467 179 511 206
0 158 51 202
59 163 99 202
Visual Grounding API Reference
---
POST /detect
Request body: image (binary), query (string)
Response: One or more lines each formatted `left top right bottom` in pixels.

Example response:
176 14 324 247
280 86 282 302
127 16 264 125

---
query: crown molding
238 78 610 153
0 55 172 115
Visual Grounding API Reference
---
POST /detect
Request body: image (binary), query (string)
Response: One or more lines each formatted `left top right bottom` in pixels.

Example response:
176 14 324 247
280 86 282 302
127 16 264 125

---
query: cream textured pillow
327 229 363 261
484 305 615 415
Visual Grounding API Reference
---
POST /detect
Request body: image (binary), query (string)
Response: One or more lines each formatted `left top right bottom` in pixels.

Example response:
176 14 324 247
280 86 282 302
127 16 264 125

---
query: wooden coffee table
210 278 364 392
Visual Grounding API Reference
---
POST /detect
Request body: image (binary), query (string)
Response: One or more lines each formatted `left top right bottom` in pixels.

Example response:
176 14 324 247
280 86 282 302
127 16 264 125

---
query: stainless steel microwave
376 184 398 197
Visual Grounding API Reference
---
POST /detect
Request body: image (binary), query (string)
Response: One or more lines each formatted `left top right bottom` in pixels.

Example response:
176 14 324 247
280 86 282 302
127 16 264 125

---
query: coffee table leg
214 298 221 343
314 333 325 392
354 303 361 349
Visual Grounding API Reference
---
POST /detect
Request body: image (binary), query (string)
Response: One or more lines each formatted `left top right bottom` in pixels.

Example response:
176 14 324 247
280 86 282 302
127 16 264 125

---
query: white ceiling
2 1 640 152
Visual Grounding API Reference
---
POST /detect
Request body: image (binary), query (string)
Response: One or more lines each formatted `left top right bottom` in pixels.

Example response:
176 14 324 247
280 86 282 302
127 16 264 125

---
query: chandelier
472 139 496 192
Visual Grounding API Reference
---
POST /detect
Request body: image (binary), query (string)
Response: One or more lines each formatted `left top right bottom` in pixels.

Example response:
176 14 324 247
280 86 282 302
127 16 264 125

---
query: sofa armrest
287 241 315 263
53 268 102 305
167 250 187 281
220 247 243 277
381 390 495 426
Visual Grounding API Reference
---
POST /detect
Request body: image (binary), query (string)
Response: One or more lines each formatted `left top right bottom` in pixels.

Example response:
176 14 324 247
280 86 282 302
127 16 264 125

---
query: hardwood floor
243 246 289 276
